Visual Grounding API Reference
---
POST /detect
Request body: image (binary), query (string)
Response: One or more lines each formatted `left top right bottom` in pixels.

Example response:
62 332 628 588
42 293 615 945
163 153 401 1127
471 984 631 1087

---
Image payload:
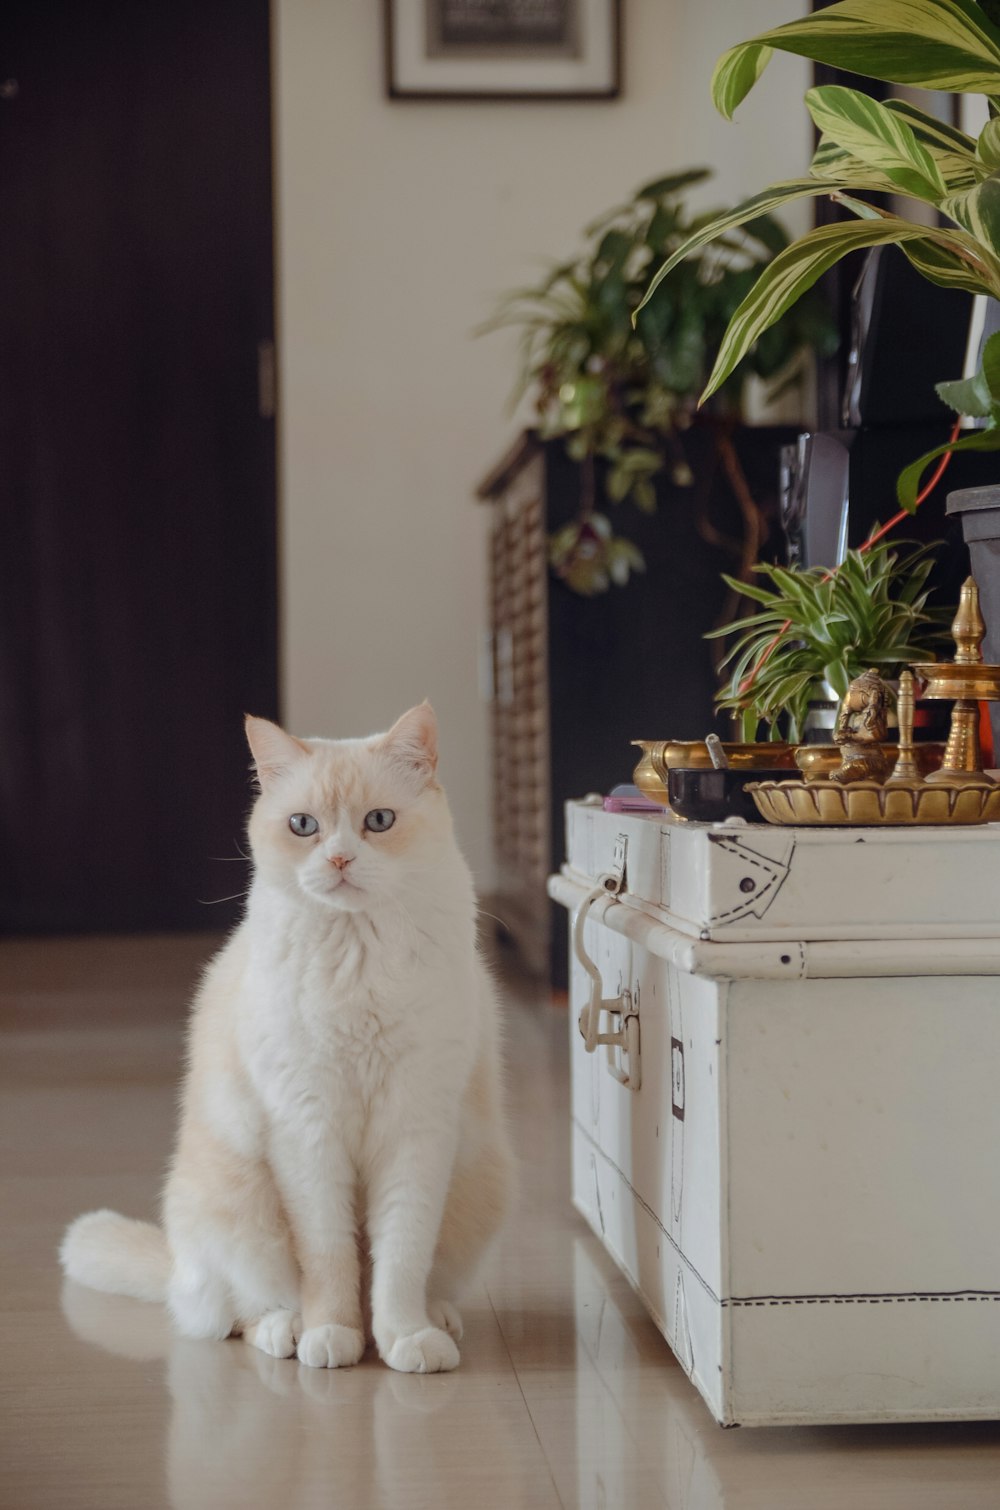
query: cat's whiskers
476 906 509 931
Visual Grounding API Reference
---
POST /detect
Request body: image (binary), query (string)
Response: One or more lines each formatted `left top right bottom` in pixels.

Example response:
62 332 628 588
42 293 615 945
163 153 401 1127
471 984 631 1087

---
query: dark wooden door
0 0 278 932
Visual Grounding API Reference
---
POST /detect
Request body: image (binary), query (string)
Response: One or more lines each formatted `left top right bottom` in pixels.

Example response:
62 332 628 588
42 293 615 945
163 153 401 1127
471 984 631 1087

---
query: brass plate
911 662 1000 701
748 779 1000 826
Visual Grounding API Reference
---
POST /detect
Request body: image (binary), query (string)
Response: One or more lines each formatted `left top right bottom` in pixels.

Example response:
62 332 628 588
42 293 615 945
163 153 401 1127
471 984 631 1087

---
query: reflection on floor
3 932 1000 1509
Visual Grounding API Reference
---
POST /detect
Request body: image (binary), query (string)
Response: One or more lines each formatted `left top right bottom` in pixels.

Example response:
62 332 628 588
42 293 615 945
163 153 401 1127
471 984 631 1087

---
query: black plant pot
945 485 1000 755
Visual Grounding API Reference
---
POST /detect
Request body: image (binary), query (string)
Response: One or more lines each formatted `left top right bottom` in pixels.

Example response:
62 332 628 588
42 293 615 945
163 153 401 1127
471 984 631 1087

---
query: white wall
272 0 810 888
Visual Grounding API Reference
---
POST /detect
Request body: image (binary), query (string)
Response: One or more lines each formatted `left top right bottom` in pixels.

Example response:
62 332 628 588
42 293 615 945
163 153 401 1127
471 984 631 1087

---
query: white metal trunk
551 801 1000 1426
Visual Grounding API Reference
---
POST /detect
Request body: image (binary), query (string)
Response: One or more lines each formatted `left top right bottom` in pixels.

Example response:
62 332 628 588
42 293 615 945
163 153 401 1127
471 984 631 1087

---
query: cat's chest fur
237 907 473 1151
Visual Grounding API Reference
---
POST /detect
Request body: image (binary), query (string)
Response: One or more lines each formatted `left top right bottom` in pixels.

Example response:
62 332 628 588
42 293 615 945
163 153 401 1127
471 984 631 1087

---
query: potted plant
636 0 1000 742
709 536 950 742
483 169 835 595
638 1 1000 470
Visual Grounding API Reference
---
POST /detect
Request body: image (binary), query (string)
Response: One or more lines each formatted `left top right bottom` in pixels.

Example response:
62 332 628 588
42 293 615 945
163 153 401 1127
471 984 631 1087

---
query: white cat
61 704 514 1374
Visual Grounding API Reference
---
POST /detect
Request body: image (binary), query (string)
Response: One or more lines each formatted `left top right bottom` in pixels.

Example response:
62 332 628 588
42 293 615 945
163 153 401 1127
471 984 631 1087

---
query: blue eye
364 809 396 833
289 813 319 837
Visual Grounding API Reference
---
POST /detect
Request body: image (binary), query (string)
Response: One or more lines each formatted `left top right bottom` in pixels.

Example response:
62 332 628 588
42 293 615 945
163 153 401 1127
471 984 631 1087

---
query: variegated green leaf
831 192 891 221
901 236 1000 295
941 172 1000 256
711 41 772 120
805 85 947 200
809 188 1000 296
813 128 979 196
876 101 979 190
701 216 1000 404
979 116 1000 169
897 427 1000 511
886 98 977 160
712 0 1000 121
634 175 894 321
828 192 984 296
810 138 912 193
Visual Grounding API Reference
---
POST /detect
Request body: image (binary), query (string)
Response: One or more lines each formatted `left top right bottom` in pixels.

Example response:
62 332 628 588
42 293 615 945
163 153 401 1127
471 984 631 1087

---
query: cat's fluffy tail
60 1209 170 1303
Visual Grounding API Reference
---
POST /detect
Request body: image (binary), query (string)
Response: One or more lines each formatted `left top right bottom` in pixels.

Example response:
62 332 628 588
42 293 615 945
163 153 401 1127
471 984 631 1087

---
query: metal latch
573 834 641 1091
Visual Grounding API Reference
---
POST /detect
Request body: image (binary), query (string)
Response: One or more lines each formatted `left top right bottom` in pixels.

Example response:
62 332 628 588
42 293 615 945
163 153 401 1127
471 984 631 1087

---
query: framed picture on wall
384 0 621 101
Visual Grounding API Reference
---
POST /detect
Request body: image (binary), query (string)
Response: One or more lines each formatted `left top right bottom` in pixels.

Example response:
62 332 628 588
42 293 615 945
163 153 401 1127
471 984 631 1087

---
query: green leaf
712 41 773 120
595 228 632 269
935 371 995 418
712 0 1000 121
823 662 853 699
606 466 631 503
900 236 1000 296
654 304 705 393
633 168 712 201
942 172 1000 254
701 215 1000 403
885 98 979 173
813 100 978 194
805 85 946 201
833 191 895 224
809 140 894 191
810 138 902 192
632 479 657 514
982 328 1000 398
979 116 1000 169
616 446 660 471
896 427 1000 511
635 177 892 322
740 213 789 257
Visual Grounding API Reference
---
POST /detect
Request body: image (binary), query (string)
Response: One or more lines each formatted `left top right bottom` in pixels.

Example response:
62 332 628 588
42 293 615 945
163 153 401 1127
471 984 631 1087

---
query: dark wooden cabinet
478 425 797 984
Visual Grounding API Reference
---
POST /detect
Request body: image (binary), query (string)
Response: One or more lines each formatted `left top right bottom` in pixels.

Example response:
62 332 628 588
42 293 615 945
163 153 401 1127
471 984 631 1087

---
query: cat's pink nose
328 854 351 871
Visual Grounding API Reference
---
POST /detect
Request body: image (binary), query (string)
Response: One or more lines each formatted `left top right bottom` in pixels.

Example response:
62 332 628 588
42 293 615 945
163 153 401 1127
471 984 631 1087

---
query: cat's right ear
244 716 311 790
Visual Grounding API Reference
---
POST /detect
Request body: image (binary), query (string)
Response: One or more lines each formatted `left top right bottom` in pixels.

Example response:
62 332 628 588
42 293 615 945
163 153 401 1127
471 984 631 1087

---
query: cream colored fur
61 704 514 1374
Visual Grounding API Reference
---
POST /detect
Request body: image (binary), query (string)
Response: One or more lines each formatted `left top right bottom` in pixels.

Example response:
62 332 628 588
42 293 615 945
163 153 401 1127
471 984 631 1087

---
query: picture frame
384 0 621 102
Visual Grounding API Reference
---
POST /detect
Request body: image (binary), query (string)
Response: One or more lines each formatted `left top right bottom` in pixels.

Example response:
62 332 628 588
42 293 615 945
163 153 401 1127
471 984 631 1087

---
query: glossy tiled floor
3 933 1000 1509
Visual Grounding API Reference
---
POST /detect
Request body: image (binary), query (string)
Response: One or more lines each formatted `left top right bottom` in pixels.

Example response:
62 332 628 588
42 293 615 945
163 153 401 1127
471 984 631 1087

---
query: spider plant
709 537 949 741
635 0 1000 508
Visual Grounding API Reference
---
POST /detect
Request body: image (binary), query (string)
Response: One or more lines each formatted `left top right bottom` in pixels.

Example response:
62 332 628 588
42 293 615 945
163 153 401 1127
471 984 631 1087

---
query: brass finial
913 574 1000 786
952 576 986 665
886 669 919 783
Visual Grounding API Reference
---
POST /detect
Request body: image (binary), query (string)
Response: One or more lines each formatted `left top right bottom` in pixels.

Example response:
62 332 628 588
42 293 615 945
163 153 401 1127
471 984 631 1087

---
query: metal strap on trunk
572 835 641 1091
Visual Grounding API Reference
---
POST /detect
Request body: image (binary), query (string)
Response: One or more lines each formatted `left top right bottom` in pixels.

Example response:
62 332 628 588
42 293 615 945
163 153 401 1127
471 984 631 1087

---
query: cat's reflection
61 1282 528 1510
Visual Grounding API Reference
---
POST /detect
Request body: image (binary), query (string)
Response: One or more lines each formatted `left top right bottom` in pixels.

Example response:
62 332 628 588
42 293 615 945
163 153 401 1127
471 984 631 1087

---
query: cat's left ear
244 715 311 789
383 701 438 782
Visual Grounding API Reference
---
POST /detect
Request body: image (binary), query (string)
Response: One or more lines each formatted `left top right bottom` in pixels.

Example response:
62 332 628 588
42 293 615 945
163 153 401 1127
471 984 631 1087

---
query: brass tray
748 779 1000 827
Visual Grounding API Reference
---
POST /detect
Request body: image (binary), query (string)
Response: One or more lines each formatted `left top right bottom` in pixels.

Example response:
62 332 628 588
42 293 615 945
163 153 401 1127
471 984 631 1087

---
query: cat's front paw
245 1308 301 1359
427 1299 463 1341
385 1326 460 1374
297 1323 365 1369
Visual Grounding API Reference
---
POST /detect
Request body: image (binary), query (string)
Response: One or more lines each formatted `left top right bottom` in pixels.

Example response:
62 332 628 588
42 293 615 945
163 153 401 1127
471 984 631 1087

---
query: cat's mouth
303 872 368 909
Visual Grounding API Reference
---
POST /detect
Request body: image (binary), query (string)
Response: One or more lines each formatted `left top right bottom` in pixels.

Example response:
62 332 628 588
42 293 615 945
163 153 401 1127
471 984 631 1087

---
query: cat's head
244 704 452 913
